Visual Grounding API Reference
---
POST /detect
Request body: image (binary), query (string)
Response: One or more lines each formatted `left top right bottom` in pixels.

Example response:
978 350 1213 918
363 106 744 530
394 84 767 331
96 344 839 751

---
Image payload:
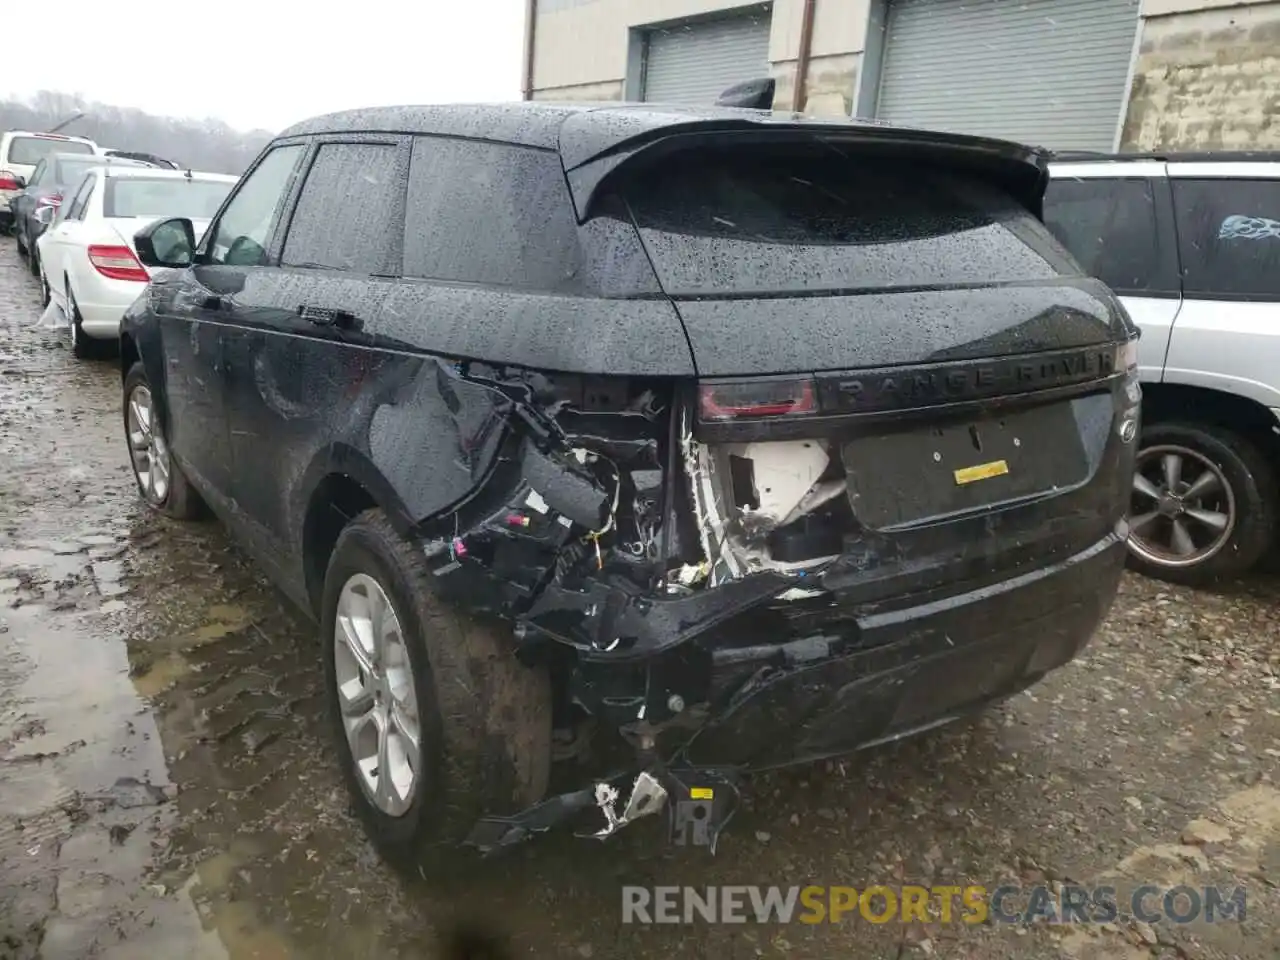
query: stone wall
1122 1 1280 149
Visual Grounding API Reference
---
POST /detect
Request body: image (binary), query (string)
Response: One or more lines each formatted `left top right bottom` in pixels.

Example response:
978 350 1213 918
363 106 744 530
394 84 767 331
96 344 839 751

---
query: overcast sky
2 0 526 132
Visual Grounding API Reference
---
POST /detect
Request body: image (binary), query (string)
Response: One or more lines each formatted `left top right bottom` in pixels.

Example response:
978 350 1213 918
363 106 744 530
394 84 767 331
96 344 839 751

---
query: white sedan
35 166 237 359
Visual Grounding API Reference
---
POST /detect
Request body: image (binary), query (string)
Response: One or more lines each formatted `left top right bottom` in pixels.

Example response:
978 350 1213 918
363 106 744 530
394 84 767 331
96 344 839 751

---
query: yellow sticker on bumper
953 459 1010 485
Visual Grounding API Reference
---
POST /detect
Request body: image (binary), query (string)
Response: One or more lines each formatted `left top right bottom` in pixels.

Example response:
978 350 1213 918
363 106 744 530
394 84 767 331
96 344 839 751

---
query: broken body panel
385 126 1137 846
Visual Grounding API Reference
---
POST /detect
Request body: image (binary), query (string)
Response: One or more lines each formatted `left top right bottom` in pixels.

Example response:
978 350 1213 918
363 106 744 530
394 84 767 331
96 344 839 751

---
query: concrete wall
530 0 872 111
529 0 1280 145
1124 0 1280 149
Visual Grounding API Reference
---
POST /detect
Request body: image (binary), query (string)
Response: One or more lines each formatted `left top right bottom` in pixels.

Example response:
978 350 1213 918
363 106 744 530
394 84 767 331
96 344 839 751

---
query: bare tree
0 90 274 174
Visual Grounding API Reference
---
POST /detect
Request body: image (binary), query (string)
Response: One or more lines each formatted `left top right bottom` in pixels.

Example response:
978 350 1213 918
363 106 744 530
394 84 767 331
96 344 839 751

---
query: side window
281 142 402 274
28 159 47 187
207 144 306 267
1042 177 1168 295
65 175 93 221
1173 178 1280 300
402 136 580 289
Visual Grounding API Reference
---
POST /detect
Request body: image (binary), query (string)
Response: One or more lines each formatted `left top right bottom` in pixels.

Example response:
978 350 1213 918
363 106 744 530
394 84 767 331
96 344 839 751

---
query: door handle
297 304 361 331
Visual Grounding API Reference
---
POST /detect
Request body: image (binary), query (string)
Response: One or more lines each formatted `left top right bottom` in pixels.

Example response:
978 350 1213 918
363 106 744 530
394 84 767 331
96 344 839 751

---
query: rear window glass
1043 177 1173 295
1172 178 1280 300
7 137 94 165
621 146 1065 296
104 178 234 220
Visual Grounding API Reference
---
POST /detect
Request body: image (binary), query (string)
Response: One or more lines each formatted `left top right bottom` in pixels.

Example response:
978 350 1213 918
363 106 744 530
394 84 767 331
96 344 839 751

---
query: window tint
207 144 305 267
6 137 93 165
621 145 1063 296
403 137 580 290
105 177 234 220
1173 178 1280 299
1043 177 1167 294
282 142 402 274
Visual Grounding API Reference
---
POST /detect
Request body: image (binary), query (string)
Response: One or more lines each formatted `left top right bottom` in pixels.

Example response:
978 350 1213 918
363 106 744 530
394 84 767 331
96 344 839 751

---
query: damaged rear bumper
467 524 1126 851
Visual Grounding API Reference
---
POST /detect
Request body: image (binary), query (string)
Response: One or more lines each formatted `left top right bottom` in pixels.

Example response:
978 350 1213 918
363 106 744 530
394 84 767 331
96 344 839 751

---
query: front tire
28 237 39 277
321 509 552 877
1127 422 1278 585
123 361 204 520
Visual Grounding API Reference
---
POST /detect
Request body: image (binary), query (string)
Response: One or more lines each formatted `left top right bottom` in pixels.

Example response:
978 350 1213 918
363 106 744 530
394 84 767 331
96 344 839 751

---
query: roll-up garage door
876 0 1140 151
643 5 772 106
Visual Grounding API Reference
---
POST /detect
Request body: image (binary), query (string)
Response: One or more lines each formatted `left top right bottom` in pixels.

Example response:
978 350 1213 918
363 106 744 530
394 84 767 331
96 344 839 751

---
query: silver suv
1044 153 1280 586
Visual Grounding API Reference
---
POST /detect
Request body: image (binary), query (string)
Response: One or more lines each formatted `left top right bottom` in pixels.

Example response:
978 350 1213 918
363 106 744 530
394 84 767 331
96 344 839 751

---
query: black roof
278 102 1054 222
276 101 1039 171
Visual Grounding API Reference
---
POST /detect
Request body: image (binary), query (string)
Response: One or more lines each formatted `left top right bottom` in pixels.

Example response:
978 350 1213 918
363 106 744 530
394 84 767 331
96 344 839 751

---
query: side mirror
135 217 196 268
715 77 776 110
13 175 25 190
34 205 54 226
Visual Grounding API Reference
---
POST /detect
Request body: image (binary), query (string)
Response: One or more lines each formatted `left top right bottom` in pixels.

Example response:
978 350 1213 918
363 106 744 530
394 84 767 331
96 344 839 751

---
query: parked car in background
37 166 236 358
101 149 181 170
1044 152 1280 586
14 153 154 273
0 130 98 234
119 102 1140 871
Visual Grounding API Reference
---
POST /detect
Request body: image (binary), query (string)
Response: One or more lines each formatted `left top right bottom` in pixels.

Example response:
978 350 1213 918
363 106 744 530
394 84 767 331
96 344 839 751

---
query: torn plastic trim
520 570 794 662
464 765 741 855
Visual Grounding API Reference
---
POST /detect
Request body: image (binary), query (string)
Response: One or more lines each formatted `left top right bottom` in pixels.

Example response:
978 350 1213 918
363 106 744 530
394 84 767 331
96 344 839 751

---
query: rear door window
282 141 404 274
402 136 581 290
620 145 1067 297
1172 178 1280 300
66 176 94 221
1043 177 1174 295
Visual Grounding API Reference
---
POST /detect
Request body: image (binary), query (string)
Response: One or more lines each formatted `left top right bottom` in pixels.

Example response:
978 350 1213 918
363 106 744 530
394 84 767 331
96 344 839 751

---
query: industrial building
520 0 1280 151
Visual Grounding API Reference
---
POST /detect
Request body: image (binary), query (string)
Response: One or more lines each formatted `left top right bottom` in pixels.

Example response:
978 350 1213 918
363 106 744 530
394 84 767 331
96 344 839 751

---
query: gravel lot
0 241 1276 960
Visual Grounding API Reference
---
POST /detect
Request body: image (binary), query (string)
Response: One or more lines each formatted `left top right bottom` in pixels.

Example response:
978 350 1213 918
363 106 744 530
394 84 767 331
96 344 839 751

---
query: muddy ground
0 242 1276 960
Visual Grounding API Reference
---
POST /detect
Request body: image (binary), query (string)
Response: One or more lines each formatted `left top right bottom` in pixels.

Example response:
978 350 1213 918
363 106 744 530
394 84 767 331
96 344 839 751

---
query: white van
0 130 98 233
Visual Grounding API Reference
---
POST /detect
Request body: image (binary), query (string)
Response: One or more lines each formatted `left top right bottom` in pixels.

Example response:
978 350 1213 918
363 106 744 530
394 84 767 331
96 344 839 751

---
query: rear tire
321 509 552 879
28 239 40 277
123 361 205 520
1126 421 1278 586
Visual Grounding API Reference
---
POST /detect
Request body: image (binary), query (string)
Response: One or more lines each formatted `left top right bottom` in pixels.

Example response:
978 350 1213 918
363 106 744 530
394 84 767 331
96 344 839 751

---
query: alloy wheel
125 385 171 505
333 573 422 817
1128 444 1235 568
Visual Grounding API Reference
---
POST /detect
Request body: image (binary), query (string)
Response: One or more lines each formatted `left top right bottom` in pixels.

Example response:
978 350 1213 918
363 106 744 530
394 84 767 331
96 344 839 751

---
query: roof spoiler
715 77 775 111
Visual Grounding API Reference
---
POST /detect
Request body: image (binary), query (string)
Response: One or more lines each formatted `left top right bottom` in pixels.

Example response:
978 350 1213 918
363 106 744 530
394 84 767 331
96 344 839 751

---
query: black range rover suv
120 102 1140 866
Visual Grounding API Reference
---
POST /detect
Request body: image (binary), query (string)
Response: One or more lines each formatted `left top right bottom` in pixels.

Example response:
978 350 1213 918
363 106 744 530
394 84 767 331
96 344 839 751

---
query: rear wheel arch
119 333 140 382
1139 383 1280 461
299 446 426 617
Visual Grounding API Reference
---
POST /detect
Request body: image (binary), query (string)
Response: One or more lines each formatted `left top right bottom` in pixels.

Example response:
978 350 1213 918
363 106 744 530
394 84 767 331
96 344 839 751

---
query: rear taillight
35 193 62 211
0 172 19 191
87 244 149 282
699 377 818 421
1115 337 1139 372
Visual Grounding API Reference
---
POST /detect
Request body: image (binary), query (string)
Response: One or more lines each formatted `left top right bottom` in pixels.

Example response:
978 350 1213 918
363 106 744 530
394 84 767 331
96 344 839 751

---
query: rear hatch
608 138 1137 596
